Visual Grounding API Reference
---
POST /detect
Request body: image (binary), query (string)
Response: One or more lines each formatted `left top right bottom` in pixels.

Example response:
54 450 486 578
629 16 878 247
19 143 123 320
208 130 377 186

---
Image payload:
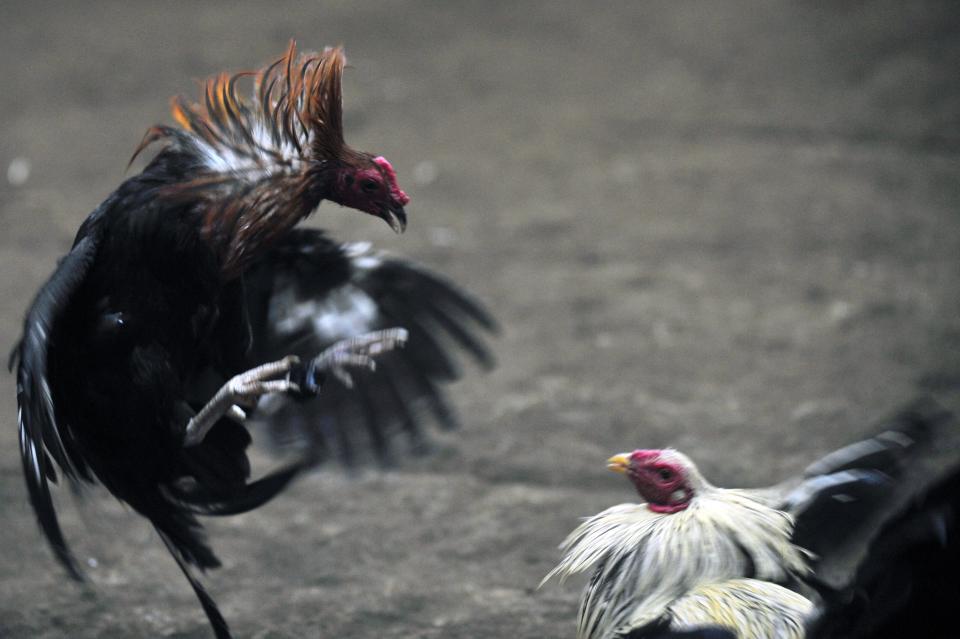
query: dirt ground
1 1 959 637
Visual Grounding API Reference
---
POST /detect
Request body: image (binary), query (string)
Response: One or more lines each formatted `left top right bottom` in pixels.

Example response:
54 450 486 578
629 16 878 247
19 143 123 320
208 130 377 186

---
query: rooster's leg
301 328 409 393
183 356 301 447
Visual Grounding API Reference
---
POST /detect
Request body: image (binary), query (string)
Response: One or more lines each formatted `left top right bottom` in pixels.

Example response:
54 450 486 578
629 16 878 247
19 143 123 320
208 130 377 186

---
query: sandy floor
1 1 959 637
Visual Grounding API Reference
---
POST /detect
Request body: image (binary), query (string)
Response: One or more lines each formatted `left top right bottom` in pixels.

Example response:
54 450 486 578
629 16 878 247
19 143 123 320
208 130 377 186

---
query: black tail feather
156 527 233 639
19 430 84 581
147 499 221 570
164 461 303 517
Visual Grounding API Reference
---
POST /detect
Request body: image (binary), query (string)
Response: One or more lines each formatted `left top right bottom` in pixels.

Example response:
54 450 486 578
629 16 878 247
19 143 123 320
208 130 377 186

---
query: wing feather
780 398 958 590
246 228 495 465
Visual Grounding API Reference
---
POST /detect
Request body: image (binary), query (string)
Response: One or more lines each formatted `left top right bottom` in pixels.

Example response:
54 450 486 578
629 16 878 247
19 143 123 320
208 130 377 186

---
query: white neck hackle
543 451 812 639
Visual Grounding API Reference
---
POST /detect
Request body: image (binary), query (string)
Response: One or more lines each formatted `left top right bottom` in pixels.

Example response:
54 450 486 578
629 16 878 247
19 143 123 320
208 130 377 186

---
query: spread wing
244 228 498 466
787 398 960 638
14 231 101 580
775 398 958 590
812 460 960 639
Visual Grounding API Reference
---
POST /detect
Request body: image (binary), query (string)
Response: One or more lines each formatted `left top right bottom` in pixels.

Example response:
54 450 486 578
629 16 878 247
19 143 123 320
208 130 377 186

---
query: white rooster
543 399 960 639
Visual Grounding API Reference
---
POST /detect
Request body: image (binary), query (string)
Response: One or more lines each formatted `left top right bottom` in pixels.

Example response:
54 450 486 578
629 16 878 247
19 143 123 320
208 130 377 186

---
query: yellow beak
606 453 630 474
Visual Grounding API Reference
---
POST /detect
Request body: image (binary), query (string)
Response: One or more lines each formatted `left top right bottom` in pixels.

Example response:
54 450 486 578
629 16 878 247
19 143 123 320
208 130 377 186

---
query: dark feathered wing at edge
245 228 499 466
790 398 960 638
15 231 101 581
780 397 959 590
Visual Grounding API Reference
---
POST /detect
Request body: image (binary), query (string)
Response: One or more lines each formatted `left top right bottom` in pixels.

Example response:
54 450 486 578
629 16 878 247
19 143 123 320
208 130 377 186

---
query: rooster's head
607 449 703 514
134 41 410 278
328 154 409 233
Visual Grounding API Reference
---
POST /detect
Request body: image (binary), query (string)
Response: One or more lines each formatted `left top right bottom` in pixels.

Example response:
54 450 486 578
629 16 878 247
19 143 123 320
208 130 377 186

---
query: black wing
779 398 958 591
808 454 960 639
775 399 960 638
15 231 101 580
243 228 498 466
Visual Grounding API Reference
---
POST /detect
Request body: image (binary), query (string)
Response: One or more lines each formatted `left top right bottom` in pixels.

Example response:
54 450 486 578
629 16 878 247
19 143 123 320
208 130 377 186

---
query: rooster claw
183 355 301 447
300 328 409 393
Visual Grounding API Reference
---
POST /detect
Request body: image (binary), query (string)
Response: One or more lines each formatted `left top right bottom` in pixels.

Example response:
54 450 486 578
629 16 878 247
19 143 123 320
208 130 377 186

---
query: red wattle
648 502 690 514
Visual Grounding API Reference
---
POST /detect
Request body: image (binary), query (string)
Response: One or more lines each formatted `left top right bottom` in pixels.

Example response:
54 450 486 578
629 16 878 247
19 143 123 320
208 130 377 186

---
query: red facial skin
625 450 694 514
331 156 410 217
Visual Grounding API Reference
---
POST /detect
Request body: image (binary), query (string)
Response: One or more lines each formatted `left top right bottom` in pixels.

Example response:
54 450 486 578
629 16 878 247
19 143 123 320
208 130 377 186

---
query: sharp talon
301 328 409 396
184 356 308 447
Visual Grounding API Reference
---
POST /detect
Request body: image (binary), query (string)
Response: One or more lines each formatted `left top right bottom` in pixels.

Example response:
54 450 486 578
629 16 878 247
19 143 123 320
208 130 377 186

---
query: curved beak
606 453 630 474
381 205 407 234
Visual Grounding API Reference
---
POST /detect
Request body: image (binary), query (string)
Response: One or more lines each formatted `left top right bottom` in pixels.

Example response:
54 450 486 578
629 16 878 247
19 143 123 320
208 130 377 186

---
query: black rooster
12 42 493 638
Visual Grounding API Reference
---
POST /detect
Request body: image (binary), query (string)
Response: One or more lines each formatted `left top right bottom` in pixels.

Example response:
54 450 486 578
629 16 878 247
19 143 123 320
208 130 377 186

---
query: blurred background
1 1 959 637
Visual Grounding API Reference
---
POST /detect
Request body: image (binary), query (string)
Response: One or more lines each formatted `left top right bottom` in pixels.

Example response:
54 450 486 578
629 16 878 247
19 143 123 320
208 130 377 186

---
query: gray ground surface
2 1 960 637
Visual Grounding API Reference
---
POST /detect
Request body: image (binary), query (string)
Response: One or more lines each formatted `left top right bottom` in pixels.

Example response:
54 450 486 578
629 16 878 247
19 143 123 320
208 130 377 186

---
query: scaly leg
183 330 408 446
183 356 300 447
301 328 409 392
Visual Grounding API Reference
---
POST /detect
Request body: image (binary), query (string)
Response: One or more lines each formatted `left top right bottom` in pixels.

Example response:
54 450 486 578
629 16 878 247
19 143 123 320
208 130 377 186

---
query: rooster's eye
657 468 672 480
360 179 378 193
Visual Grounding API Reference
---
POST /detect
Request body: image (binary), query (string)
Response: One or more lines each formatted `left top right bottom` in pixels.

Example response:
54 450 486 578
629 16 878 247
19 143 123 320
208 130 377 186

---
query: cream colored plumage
669 579 813 639
543 449 814 639
546 401 960 639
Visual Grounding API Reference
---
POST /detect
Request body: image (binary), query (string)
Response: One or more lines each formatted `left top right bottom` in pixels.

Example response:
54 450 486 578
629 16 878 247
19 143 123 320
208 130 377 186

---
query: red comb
373 156 410 206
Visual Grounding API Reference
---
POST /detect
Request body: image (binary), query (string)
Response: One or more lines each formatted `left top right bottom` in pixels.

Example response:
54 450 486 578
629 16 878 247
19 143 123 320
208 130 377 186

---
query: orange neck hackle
130 41 399 280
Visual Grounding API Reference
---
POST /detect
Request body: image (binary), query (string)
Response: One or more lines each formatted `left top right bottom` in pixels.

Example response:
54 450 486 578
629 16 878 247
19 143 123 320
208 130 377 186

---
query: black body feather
14 151 308 637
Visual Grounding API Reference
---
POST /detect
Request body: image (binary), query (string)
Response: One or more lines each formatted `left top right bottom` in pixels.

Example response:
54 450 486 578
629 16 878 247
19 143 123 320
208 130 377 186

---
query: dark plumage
11 42 476 639
793 399 960 639
244 228 498 466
